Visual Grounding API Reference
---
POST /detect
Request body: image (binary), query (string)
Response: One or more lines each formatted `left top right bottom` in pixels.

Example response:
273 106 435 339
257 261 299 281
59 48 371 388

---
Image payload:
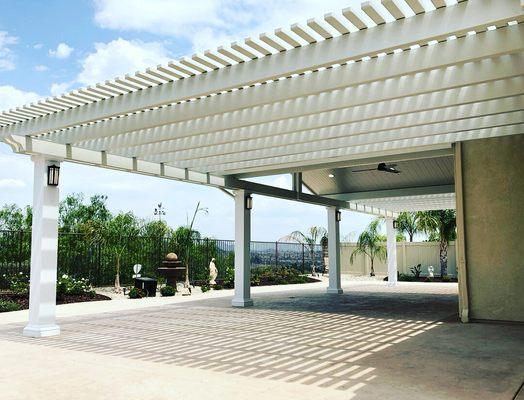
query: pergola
1 0 523 337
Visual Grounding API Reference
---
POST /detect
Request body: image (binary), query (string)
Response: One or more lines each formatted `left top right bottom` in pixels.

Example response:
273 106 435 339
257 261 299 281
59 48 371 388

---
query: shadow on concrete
0 288 521 399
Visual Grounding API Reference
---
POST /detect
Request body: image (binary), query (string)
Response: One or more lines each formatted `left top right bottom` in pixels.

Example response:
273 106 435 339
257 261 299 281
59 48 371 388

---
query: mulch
0 292 111 310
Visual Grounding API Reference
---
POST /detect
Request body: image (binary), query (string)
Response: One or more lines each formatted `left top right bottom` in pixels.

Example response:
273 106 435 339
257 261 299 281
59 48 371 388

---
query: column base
232 298 254 307
387 281 397 286
326 288 343 294
23 324 60 338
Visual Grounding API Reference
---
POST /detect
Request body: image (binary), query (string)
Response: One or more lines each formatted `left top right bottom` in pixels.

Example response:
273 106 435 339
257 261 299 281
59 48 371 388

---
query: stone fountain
157 252 185 287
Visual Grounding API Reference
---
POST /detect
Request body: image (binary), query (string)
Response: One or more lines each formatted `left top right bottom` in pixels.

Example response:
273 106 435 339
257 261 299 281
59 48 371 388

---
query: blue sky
0 0 380 240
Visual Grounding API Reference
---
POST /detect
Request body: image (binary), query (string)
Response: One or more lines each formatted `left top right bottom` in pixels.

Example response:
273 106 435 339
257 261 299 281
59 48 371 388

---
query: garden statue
428 265 434 278
133 264 142 278
209 258 218 285
166 252 178 261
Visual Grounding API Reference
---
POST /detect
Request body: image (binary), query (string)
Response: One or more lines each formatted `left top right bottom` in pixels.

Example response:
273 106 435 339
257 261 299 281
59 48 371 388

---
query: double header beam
224 176 396 217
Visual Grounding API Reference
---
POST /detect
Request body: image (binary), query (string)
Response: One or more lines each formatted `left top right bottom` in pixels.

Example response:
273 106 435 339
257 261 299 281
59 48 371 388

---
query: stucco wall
341 242 456 277
462 135 524 322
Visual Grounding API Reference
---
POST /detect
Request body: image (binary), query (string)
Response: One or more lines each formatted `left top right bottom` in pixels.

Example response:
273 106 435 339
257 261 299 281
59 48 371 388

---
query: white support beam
23 157 60 337
232 190 253 307
224 177 395 217
386 217 398 286
2 0 522 139
326 207 343 294
326 184 455 201
44 26 524 147
3 134 225 187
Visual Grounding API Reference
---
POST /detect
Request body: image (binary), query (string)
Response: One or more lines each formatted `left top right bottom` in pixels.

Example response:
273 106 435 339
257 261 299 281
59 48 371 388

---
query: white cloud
33 43 43 50
50 82 72 96
0 85 41 111
76 38 171 85
0 31 18 71
34 64 49 72
0 178 26 189
93 0 362 53
49 42 74 59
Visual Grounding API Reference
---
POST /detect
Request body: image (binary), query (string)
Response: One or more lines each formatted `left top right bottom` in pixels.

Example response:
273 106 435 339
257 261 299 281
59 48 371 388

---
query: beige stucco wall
341 242 456 276
462 135 524 322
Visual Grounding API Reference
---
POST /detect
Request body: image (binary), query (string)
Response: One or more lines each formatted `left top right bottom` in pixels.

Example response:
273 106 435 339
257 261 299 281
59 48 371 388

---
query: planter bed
0 291 111 310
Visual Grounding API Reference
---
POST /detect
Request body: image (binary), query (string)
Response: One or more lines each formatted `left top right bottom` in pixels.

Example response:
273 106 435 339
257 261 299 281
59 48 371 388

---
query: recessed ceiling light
328 173 335 178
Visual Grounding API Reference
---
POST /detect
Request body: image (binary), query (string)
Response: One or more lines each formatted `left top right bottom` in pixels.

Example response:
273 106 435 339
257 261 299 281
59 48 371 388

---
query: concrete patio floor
0 281 522 400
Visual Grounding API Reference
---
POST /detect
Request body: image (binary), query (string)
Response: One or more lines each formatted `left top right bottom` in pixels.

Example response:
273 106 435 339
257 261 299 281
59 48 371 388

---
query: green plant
7 271 29 295
224 264 234 285
398 273 416 282
201 283 210 292
213 284 223 290
279 226 327 276
350 219 387 277
410 264 422 279
160 285 176 296
0 300 21 313
57 274 95 298
416 210 456 277
128 287 143 298
396 212 419 242
441 275 451 282
250 266 309 285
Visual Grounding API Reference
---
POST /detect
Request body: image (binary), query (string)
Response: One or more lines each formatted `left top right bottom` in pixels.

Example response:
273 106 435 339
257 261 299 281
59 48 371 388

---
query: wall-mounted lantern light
245 195 253 210
47 164 60 186
393 219 398 229
336 210 342 221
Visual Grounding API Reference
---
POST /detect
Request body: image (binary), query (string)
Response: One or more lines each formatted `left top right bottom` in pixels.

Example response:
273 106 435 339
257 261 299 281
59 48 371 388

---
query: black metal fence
0 230 324 288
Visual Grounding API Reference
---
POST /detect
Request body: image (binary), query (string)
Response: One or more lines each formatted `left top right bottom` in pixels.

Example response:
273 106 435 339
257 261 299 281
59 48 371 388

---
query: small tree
350 219 386 277
181 202 208 288
416 210 456 277
280 226 327 276
83 212 141 292
396 212 419 242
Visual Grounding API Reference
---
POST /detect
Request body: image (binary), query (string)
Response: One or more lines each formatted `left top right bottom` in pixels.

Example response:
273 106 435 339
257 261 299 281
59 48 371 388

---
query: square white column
386 217 398 286
326 207 343 294
23 157 61 337
232 190 253 307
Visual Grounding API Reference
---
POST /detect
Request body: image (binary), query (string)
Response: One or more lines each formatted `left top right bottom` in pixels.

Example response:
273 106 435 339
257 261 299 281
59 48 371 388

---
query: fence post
18 230 23 270
302 243 305 273
275 241 278 268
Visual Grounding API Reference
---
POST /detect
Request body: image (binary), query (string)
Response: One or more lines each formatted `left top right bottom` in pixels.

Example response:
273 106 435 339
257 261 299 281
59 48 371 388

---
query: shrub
160 285 176 297
224 265 235 288
213 284 223 290
128 287 144 299
398 273 416 282
410 264 422 279
251 266 310 286
57 274 95 298
0 300 21 313
441 275 451 282
6 272 29 296
201 284 210 293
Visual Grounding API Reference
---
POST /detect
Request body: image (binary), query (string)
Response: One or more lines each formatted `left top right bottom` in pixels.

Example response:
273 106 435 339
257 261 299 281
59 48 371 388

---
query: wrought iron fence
0 230 323 288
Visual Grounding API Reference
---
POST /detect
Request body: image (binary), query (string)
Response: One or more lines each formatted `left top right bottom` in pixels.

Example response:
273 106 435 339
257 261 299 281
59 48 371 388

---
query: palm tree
350 218 387 277
280 226 327 276
416 210 456 277
396 212 419 242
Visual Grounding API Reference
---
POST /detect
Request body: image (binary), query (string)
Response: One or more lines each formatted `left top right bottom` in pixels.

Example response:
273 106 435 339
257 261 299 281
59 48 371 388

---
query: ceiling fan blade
352 168 377 173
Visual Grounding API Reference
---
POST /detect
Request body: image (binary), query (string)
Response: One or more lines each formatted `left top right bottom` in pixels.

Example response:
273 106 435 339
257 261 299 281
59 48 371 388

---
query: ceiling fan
352 162 401 174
